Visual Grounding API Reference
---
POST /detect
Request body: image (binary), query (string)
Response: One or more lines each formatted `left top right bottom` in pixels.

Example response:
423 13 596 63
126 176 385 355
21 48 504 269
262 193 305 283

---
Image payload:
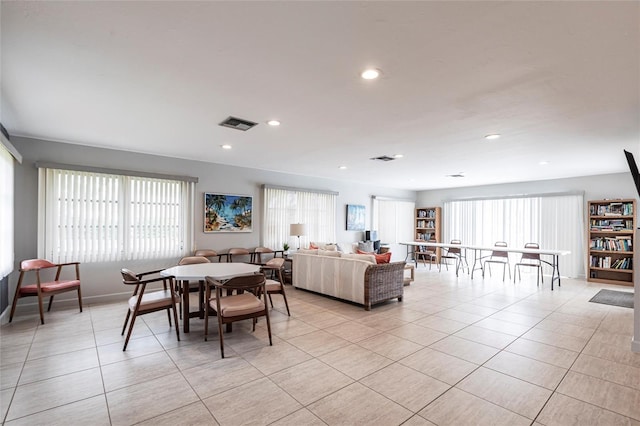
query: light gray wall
417 173 635 207
9 137 416 308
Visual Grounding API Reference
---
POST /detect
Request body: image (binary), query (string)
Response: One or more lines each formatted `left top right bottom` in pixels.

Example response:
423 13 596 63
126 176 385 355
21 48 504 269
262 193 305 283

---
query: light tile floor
1 267 639 425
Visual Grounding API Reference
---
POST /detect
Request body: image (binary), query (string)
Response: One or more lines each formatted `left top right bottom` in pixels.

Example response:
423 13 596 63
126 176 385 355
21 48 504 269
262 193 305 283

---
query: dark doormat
589 289 634 309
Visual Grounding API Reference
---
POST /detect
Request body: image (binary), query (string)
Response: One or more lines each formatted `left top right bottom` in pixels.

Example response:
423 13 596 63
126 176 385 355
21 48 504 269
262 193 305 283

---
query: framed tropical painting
204 193 253 232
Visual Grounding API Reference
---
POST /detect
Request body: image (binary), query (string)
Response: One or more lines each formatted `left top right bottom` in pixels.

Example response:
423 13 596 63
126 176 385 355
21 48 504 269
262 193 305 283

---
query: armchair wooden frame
204 274 272 358
121 269 180 351
261 258 290 316
10 259 82 325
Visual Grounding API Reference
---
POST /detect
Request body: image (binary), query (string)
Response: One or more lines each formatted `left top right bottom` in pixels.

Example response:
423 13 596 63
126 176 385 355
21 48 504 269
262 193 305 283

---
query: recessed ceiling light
267 120 280 126
539 160 550 165
221 144 232 150
393 154 404 158
338 165 347 170
484 134 501 140
361 69 380 80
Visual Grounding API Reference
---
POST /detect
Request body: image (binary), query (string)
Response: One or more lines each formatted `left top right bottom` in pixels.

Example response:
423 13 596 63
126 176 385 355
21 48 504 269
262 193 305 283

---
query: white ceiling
2 1 639 191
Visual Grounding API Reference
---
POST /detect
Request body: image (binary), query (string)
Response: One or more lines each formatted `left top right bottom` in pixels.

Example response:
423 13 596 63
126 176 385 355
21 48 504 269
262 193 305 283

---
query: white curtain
263 186 337 250
444 194 584 278
372 198 415 261
38 167 196 263
0 144 14 278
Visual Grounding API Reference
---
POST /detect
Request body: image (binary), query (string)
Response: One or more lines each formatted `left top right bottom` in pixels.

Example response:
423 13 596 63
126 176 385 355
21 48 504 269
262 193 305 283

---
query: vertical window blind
443 193 584 278
0 144 14 278
262 186 337 250
38 167 196 263
372 197 415 260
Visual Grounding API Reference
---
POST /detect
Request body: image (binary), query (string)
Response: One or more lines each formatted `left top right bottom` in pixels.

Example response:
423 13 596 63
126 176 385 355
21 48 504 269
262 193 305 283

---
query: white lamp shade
290 223 307 236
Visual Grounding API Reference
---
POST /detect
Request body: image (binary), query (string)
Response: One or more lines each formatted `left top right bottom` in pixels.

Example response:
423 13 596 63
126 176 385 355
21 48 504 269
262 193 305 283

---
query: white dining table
400 241 570 290
160 262 261 332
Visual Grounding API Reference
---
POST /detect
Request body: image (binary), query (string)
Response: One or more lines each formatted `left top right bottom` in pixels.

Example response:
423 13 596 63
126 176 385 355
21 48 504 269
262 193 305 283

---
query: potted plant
283 243 290 255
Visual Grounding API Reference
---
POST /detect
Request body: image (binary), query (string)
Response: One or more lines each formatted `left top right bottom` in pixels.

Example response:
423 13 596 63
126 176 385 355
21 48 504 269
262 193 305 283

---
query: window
262 185 337 250
443 193 584 278
0 143 14 278
372 197 415 260
38 166 196 263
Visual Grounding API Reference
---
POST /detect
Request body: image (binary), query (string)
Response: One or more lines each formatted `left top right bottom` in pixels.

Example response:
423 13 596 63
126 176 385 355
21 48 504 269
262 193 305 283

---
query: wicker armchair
363 261 406 310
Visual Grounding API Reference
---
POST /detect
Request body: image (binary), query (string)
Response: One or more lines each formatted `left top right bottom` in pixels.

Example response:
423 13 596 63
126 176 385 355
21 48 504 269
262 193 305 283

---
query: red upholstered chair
10 259 82 324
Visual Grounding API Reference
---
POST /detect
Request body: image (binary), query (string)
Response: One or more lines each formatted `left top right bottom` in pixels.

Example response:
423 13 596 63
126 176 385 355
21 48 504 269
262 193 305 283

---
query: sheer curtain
0 144 14 279
262 186 337 250
444 193 584 278
38 166 196 263
372 197 415 261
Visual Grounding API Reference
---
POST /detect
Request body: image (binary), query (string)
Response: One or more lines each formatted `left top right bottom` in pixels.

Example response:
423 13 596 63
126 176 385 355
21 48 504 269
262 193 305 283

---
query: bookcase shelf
415 207 441 262
587 199 636 286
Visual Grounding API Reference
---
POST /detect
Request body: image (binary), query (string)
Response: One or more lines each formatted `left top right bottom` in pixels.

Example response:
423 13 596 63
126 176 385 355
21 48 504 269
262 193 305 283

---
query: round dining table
160 262 261 332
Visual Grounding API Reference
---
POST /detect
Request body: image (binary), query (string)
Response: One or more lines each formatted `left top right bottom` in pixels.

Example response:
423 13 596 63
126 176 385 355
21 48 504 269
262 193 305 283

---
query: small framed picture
346 204 365 231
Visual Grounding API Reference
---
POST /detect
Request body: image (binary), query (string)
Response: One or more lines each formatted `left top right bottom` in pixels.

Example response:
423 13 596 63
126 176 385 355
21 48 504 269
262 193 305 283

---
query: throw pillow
357 241 374 252
356 249 391 264
309 242 319 249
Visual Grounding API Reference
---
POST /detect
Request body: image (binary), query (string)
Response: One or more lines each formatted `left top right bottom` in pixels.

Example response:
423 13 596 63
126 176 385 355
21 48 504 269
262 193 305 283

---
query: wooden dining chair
120 269 180 351
483 241 511 281
178 256 210 319
261 258 290 316
252 247 275 264
514 242 544 286
9 259 83 325
204 274 272 358
227 248 251 263
194 249 218 263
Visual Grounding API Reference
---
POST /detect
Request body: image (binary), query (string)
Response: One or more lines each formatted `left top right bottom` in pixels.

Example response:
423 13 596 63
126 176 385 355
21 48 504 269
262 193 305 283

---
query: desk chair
415 241 438 269
194 249 218 262
261 258 290 316
252 247 275 264
178 256 210 319
483 241 511 281
226 248 251 263
440 240 469 275
514 243 544 286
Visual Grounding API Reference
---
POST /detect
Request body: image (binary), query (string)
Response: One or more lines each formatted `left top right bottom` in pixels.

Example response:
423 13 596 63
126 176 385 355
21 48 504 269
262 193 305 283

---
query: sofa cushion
298 249 318 255
318 249 341 257
342 253 376 264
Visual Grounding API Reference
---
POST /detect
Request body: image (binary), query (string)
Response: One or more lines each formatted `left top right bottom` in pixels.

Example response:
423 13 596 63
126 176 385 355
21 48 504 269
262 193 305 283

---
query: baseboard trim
632 338 640 353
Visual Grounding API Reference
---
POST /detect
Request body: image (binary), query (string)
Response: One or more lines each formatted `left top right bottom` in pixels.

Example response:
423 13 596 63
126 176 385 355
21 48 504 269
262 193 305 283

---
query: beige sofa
292 251 405 310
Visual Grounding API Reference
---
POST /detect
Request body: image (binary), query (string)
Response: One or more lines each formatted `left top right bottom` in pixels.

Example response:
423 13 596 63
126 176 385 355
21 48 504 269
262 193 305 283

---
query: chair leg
204 301 209 341
123 312 138 351
217 317 225 358
121 310 131 335
264 311 273 347
77 286 83 312
37 293 45 325
502 264 506 282
268 293 274 308
172 304 180 342
47 295 54 312
281 289 291 316
166 308 172 327
9 290 21 323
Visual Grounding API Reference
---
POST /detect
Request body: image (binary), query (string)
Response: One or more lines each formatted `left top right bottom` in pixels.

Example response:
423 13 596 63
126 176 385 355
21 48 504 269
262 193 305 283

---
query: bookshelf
587 199 636 286
415 207 441 262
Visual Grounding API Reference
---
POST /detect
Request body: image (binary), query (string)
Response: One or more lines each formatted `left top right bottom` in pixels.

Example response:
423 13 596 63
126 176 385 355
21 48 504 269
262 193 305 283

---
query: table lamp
290 223 307 250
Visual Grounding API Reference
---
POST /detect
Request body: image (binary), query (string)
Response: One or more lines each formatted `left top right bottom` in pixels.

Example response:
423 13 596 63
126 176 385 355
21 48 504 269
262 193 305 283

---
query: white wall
9 137 415 307
417 173 635 207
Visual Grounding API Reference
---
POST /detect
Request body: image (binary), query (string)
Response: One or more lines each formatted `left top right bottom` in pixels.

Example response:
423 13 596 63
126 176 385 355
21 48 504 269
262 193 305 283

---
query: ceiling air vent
370 155 396 162
446 173 465 178
219 116 258 131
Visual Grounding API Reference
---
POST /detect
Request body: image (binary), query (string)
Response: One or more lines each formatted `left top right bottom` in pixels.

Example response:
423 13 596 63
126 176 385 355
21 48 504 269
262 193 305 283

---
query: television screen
624 150 640 198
